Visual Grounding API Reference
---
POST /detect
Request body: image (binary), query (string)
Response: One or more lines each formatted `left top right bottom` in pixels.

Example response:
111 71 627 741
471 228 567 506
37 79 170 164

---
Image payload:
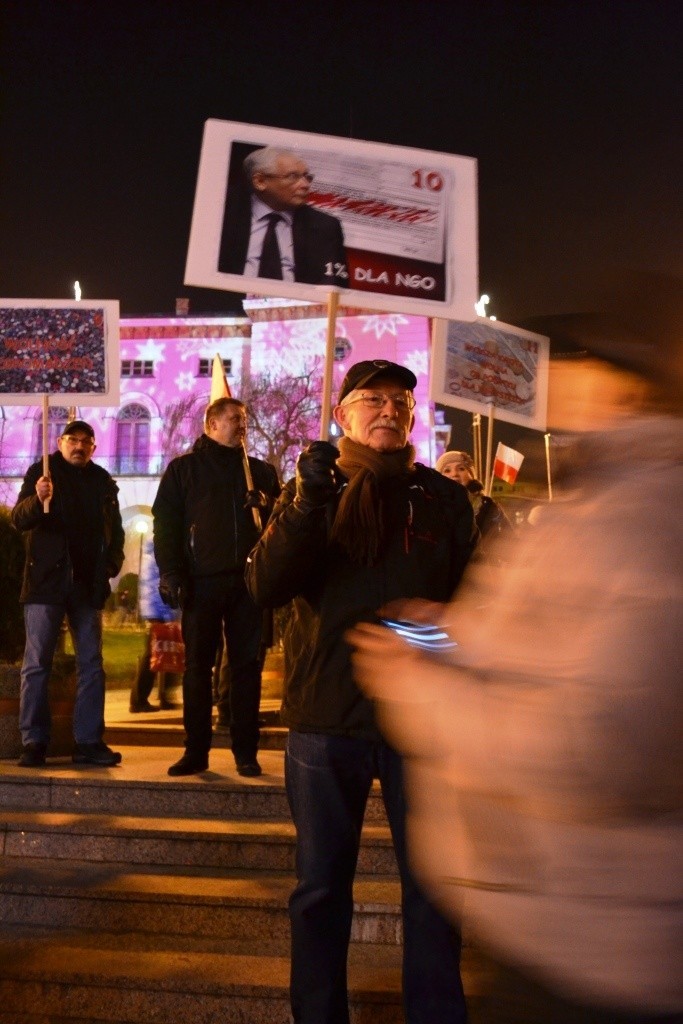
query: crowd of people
9 349 681 1023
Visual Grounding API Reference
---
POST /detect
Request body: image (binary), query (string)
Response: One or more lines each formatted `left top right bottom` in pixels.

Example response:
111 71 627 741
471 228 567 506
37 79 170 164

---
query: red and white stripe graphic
493 443 524 485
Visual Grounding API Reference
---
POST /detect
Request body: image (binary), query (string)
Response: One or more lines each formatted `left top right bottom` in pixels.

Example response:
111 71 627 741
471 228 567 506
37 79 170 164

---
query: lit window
198 358 232 377
121 360 154 378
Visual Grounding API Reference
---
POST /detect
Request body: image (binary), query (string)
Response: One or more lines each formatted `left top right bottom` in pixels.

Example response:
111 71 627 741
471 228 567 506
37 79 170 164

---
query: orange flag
210 353 231 402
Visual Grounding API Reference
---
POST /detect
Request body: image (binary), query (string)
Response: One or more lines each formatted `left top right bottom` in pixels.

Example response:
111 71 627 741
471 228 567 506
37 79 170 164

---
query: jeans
20 592 105 746
181 573 263 761
285 731 467 1024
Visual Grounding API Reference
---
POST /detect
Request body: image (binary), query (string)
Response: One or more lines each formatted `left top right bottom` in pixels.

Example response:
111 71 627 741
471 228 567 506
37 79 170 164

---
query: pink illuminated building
0 299 448 582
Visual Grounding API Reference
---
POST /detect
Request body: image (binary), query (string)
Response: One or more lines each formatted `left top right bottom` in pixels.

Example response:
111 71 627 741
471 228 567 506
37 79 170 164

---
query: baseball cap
61 420 95 439
338 360 417 403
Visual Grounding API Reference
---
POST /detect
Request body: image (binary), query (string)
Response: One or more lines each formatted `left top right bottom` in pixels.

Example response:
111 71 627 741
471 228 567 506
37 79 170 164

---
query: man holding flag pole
152 356 280 777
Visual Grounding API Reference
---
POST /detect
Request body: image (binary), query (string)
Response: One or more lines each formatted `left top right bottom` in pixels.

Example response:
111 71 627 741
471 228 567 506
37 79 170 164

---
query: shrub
0 505 25 663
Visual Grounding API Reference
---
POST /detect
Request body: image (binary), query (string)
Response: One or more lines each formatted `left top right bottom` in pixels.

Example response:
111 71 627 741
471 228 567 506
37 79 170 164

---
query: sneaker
235 758 262 778
18 742 47 768
72 742 122 766
167 753 209 777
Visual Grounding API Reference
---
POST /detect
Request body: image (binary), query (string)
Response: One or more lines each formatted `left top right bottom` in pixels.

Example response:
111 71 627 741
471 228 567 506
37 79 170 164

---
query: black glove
244 489 269 511
295 441 340 509
159 572 183 610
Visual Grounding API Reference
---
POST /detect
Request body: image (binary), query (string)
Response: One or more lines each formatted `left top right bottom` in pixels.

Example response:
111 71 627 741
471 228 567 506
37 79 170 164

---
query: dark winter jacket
246 464 476 739
152 434 280 580
12 452 124 608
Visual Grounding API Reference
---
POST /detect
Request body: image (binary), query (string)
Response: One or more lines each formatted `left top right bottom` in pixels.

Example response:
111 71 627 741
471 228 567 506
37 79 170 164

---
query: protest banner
0 299 119 511
184 119 478 321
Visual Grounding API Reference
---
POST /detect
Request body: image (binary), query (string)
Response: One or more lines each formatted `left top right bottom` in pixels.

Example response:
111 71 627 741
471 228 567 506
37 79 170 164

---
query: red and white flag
493 442 524 485
210 353 232 402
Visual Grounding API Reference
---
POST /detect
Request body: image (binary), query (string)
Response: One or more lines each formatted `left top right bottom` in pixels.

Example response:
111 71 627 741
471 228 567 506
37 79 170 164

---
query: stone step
1 809 398 874
0 928 412 1024
0 857 402 945
0 748 389 823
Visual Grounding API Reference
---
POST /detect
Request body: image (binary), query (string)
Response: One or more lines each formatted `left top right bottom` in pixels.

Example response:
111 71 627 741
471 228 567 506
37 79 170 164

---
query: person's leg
377 741 467 1024
19 603 65 746
214 625 231 727
66 591 106 745
180 576 223 759
129 625 156 710
285 731 374 1024
223 579 262 764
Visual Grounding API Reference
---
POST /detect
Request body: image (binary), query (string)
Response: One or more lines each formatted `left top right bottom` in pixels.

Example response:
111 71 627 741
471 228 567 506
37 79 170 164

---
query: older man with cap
246 360 477 1024
11 419 124 768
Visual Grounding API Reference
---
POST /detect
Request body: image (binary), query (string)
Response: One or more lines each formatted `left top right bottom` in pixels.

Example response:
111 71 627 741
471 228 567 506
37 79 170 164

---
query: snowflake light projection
135 339 166 363
174 371 196 392
359 314 410 340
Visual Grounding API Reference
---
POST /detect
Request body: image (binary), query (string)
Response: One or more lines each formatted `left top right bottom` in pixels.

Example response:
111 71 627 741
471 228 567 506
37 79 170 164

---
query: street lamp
134 519 149 624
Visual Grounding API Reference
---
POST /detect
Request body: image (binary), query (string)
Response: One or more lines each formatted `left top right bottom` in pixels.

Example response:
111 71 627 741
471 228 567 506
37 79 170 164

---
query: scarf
331 436 416 564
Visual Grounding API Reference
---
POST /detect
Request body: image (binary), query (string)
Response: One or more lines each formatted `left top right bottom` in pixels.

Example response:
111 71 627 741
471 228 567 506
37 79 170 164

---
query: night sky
2 0 681 328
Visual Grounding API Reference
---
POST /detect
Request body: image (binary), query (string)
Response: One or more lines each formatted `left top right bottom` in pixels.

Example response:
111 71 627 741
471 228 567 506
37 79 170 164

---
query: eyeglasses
263 171 314 184
62 436 95 448
342 391 416 412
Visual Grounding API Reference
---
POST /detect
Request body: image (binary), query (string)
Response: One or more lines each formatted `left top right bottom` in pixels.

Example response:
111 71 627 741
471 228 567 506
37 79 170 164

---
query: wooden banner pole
484 403 495 496
41 395 50 513
544 432 553 502
319 291 340 441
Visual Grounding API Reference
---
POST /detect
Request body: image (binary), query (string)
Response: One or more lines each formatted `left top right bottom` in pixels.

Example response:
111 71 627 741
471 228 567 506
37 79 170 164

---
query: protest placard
430 317 549 430
0 299 119 405
185 120 478 321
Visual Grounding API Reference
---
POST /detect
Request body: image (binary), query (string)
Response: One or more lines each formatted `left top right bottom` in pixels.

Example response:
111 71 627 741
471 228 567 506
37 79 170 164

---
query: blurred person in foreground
152 397 280 777
11 420 124 768
348 338 683 1022
246 359 477 1023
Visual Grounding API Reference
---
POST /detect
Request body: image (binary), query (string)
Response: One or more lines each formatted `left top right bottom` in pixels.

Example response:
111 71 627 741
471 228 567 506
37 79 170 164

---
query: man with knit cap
246 359 476 1024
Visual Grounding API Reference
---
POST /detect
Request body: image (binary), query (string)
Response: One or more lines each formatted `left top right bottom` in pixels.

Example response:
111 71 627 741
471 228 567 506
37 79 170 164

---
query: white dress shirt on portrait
243 196 296 281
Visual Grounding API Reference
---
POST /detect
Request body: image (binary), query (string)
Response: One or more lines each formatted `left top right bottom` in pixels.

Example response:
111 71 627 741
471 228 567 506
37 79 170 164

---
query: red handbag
149 622 185 673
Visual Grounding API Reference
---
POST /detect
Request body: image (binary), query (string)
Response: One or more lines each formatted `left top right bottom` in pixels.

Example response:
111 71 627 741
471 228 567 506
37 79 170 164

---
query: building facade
0 300 445 585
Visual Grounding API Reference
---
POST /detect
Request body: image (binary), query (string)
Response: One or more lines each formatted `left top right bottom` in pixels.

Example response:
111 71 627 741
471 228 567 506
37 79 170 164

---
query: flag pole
484 403 495 495
472 413 482 481
41 395 51 513
211 353 261 530
544 432 553 502
319 291 340 441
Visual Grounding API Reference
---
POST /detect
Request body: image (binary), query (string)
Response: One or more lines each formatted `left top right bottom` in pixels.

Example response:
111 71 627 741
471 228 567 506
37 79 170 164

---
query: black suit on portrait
218 195 348 288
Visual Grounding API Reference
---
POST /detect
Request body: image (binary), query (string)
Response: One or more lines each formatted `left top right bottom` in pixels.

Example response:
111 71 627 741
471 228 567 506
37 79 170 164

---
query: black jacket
218 199 348 287
12 452 124 608
152 435 280 579
246 464 476 739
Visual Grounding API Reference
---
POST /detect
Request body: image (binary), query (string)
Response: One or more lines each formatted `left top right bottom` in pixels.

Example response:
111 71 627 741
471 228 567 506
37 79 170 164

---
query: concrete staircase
0 742 490 1023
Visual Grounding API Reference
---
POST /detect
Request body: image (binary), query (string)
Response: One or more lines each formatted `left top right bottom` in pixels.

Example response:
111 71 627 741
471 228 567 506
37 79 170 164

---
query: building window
115 403 150 474
34 406 69 458
121 360 154 378
198 358 232 377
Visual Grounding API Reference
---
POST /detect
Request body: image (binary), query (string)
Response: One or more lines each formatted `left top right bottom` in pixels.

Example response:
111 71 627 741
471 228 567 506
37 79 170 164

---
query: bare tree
241 364 323 482
159 394 205 468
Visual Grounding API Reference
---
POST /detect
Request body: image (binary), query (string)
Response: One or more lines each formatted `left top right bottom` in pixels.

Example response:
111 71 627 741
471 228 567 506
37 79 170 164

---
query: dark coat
152 435 280 580
245 464 476 739
218 198 348 287
12 452 124 608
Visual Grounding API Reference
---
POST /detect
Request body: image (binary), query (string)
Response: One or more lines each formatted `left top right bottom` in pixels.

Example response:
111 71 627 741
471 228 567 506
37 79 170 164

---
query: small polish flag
493 443 524 485
210 353 232 402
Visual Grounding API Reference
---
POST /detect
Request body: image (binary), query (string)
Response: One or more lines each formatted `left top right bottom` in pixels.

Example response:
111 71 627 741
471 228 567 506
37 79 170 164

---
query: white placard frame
430 317 550 431
0 299 120 406
184 119 478 321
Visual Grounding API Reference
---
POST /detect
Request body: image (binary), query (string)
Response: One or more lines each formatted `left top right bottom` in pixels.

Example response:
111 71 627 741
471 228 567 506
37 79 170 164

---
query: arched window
116 403 150 474
34 406 69 459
